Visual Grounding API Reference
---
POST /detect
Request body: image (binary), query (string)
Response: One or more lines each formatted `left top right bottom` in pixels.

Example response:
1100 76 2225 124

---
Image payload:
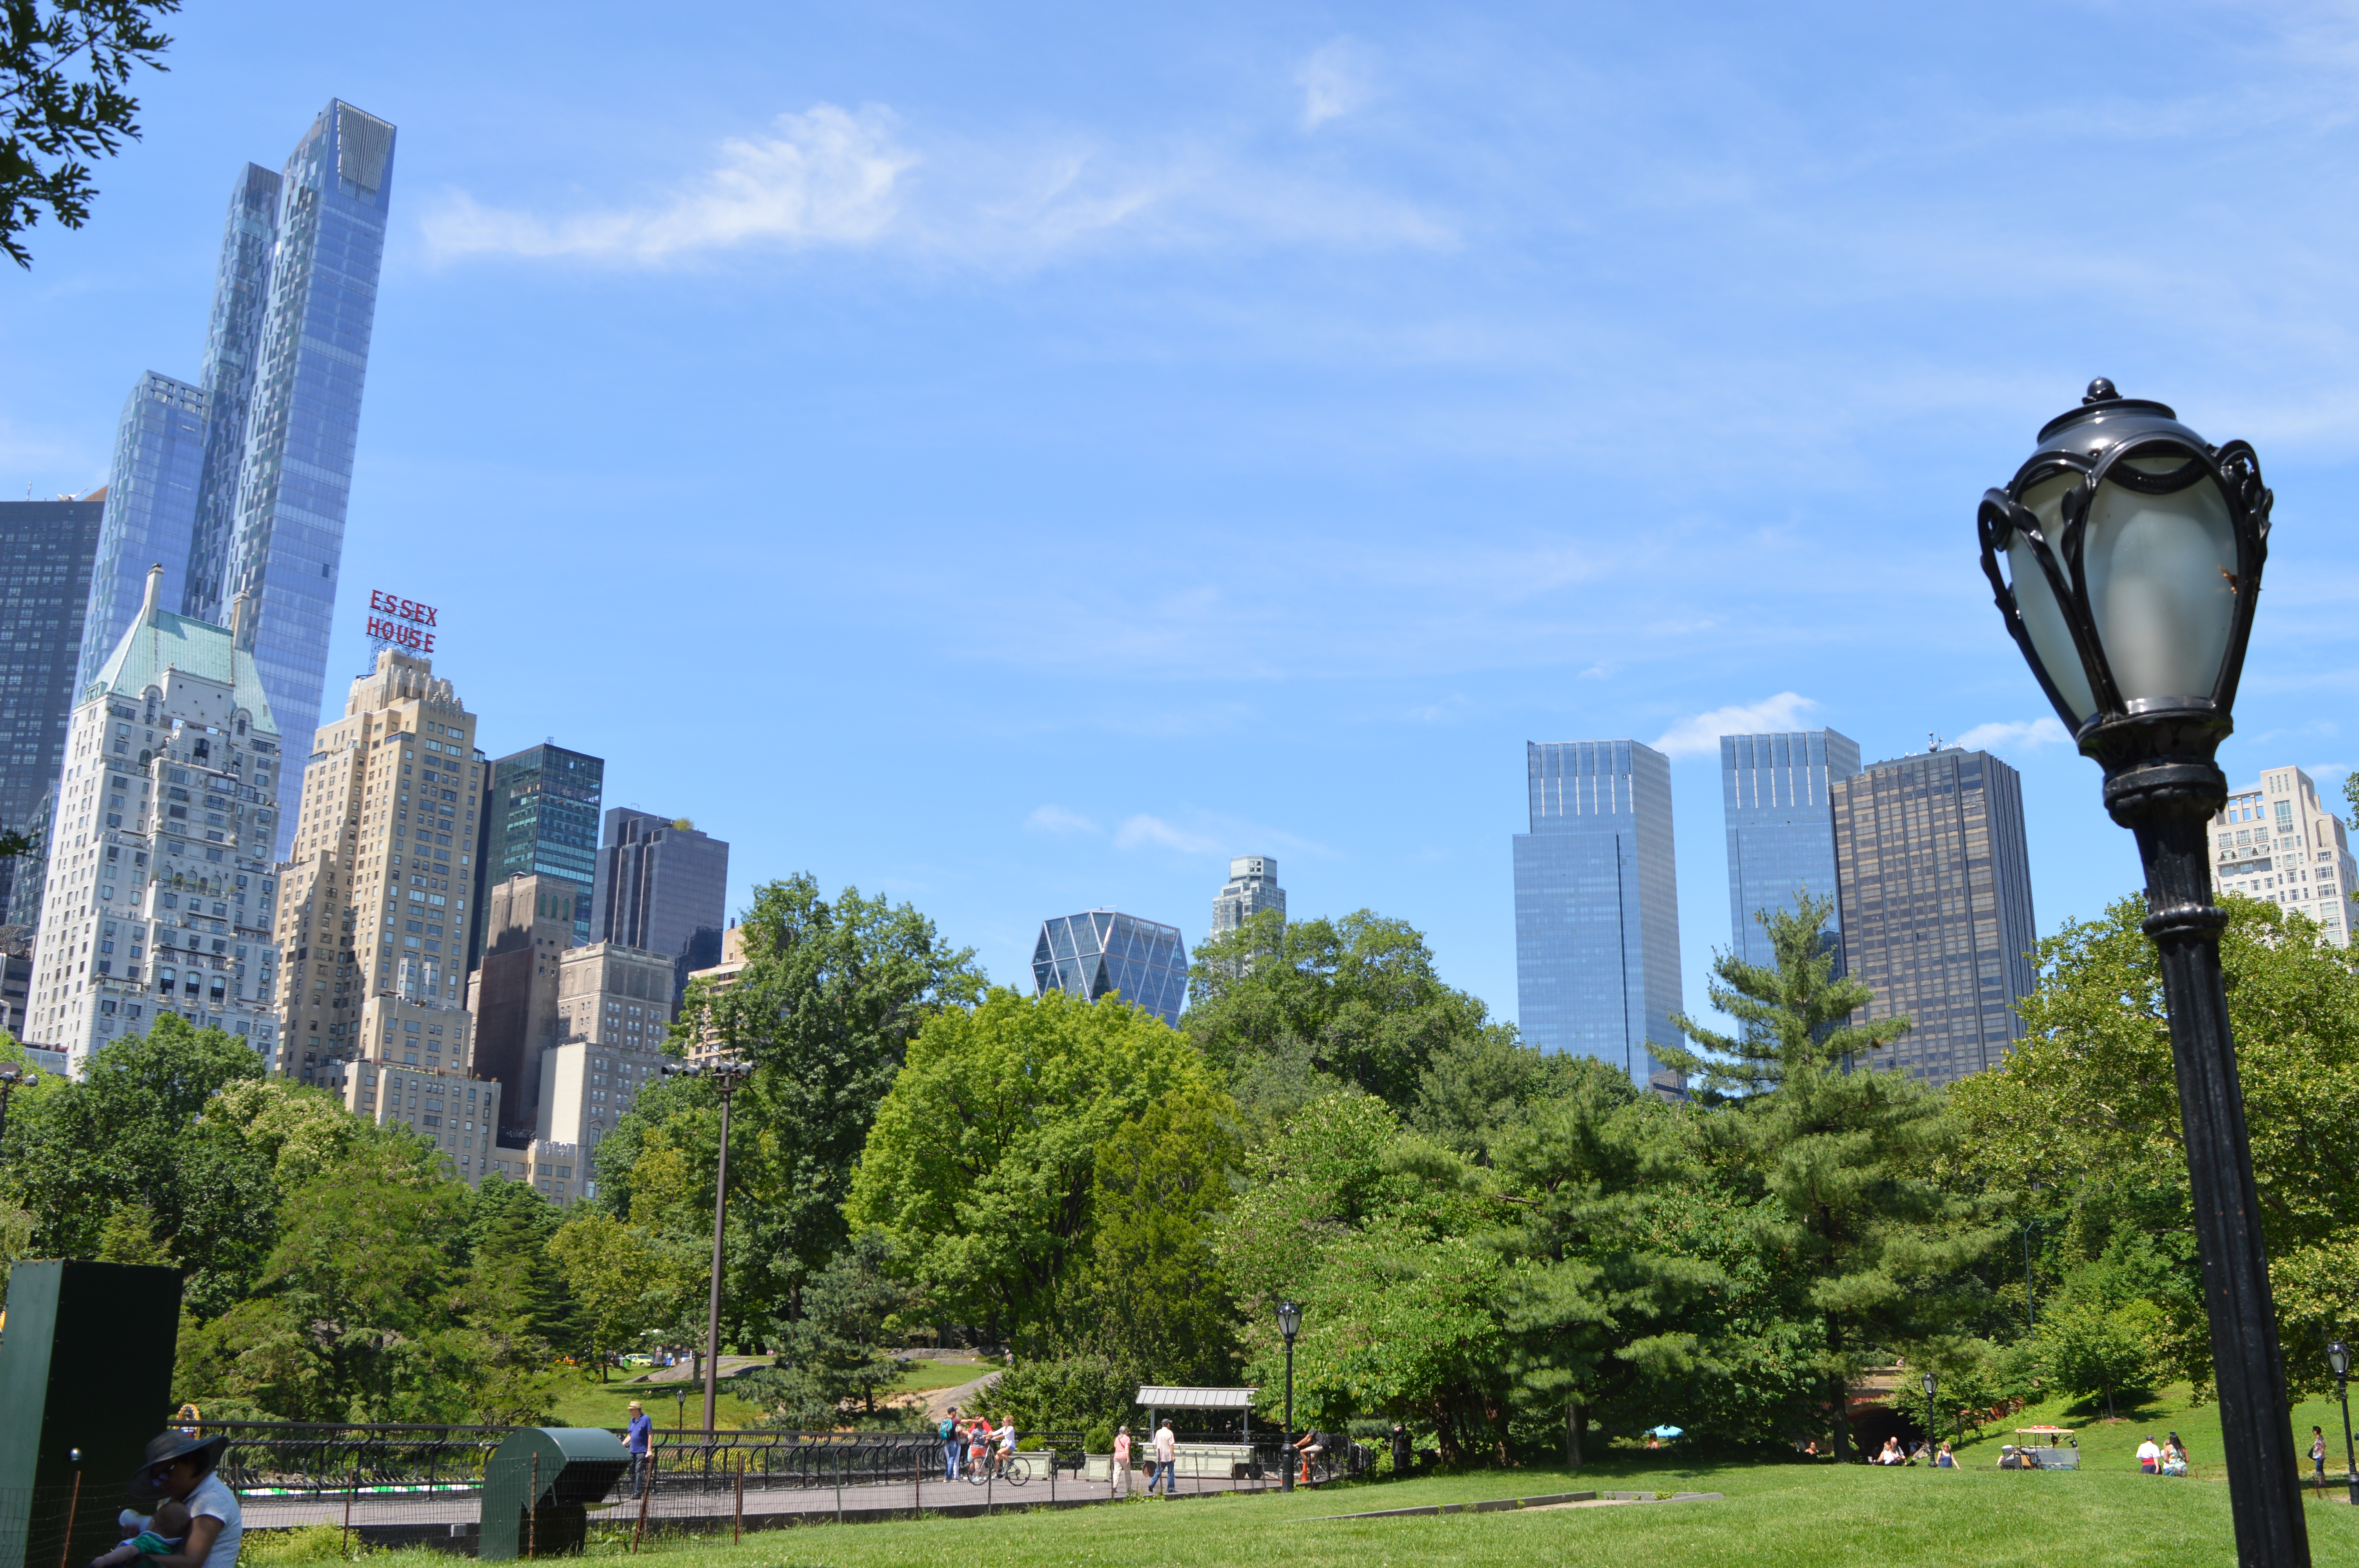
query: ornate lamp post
0 1063 36 1143
1977 379 2305 1567
2331 1342 2356 1508
1921 1371 1938 1461
1276 1300 1301 1492
664 1056 753 1438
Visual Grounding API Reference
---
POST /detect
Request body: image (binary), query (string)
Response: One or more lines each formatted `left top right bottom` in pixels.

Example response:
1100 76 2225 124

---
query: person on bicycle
995 1419 1019 1479
1293 1426 1330 1482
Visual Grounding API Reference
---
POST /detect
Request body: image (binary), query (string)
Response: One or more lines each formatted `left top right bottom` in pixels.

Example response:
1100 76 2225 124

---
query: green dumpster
479 1428 630 1560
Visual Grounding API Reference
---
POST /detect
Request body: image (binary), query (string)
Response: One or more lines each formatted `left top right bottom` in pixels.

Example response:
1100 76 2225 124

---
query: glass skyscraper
592 808 731 1011
1032 909 1189 1027
76 373 208 695
484 745 605 946
1831 747 2037 1087
215 102 398 855
1721 729 1861 972
0 495 107 922
1512 739 1685 1092
185 162 284 621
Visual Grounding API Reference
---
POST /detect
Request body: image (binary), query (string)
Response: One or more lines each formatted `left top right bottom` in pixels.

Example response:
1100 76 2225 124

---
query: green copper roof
90 608 280 740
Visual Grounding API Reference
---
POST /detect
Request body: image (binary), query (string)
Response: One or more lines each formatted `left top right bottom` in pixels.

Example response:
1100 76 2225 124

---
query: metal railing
211 1421 512 1497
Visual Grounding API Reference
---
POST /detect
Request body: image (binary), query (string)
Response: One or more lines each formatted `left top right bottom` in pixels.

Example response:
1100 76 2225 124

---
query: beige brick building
543 940 674 1163
271 649 500 1178
2214 765 2357 947
680 923 749 1065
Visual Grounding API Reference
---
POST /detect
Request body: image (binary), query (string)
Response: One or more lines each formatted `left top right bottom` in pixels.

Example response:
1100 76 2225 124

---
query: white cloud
1025 804 1101 835
1952 717 2072 755
424 104 915 262
1296 38 1373 129
1113 814 1225 854
1652 693 1819 758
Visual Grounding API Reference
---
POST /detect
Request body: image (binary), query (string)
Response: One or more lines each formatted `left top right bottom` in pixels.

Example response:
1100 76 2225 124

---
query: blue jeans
944 1441 961 1481
1150 1458 1176 1494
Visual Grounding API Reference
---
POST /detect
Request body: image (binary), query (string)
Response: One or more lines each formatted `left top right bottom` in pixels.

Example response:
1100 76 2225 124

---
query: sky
9 0 2359 1037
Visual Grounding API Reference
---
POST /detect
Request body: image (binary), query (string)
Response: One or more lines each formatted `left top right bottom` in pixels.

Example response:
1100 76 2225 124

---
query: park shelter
1137 1385 1259 1438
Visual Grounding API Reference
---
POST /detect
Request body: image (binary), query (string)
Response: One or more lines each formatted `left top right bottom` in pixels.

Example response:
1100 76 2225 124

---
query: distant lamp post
1276 1300 1301 1492
1978 379 2306 1568
1921 1371 1939 1460
2331 1341 2356 1509
663 1055 753 1439
0 1063 35 1143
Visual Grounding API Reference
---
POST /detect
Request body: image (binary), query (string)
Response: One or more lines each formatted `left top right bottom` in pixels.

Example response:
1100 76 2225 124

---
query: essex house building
23 568 284 1070
271 648 499 1178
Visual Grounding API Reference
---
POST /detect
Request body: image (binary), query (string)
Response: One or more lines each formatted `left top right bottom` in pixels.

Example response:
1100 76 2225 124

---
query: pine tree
1662 894 2005 1459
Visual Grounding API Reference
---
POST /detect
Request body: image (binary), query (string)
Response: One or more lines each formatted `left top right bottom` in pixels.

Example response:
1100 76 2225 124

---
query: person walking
940 1407 962 1482
103 1432 240 1568
1150 1420 1178 1496
1389 1423 1412 1479
625 1401 654 1498
1112 1426 1133 1497
2313 1426 2330 1495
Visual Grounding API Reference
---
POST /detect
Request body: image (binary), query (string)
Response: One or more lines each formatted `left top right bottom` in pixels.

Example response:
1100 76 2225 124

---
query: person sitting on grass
2162 1434 2189 1477
1875 1437 1905 1466
1933 1442 1956 1468
2138 1436 2162 1474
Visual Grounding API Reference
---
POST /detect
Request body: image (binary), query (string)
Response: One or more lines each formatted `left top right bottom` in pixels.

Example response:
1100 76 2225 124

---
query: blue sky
10 1 2359 1034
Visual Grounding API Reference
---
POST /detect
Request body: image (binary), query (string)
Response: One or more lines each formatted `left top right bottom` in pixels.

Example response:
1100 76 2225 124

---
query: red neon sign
367 590 440 653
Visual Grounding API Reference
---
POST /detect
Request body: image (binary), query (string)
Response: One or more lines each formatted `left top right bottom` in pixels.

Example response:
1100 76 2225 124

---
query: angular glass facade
485 745 605 945
218 101 398 855
1512 739 1684 1092
77 374 208 695
1831 748 2037 1087
1032 909 1188 1026
592 807 731 1011
1721 728 1860 972
0 496 106 920
185 163 284 620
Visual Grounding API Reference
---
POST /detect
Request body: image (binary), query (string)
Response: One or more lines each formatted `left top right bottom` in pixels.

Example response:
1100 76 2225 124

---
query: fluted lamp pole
1276 1300 1301 1493
664 1055 753 1439
1977 379 2304 1567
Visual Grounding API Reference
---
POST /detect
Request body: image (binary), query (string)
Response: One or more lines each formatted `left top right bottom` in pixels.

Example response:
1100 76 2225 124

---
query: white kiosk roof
1136 1386 1259 1409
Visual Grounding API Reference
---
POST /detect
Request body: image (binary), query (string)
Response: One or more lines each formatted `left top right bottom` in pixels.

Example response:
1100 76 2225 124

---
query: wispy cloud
1953 717 2071 755
425 105 914 262
1297 38 1373 129
1652 693 1819 759
1025 804 1101 835
1113 814 1225 855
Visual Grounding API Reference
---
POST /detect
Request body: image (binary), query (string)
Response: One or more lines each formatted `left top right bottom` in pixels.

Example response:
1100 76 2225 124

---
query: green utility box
0 1261 184 1568
479 1428 630 1560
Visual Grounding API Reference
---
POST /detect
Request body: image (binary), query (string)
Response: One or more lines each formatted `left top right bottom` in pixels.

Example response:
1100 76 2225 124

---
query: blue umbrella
1649 1425 1684 1439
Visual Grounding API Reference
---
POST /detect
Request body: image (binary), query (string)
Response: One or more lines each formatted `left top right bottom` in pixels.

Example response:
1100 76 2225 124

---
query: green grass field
545 1376 768 1432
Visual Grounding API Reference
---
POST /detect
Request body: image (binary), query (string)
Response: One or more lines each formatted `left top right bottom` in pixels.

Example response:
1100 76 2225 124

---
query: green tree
547 1207 692 1379
607 875 983 1330
1185 909 1519 1117
1 0 178 267
846 986 1219 1355
1662 895 2003 1460
2037 1295 2160 1421
1950 893 2359 1400
738 1230 921 1423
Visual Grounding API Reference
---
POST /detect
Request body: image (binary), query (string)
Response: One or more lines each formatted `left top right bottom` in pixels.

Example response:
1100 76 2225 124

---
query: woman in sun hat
102 1431 240 1568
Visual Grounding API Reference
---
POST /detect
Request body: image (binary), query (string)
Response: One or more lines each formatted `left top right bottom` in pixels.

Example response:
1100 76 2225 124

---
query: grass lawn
883 1357 988 1394
545 1375 768 1433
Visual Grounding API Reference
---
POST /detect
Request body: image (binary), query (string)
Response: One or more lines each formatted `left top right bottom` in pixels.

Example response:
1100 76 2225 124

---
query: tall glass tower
76 373 208 695
0 495 107 920
184 162 284 621
1512 739 1684 1093
1032 910 1189 1026
483 745 605 947
592 808 731 1011
216 101 398 854
1831 748 2037 1087
1720 729 1860 972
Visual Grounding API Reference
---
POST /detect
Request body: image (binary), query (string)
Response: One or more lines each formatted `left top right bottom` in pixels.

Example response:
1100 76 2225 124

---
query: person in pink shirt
1112 1426 1133 1496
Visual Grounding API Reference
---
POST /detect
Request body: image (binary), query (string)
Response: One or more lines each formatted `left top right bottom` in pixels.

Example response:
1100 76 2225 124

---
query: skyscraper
2214 766 2357 947
1032 909 1189 1027
23 569 285 1072
591 808 729 1011
0 494 106 920
1721 729 1861 971
483 744 604 945
1211 855 1285 937
78 374 206 693
1831 747 2037 1087
214 102 399 852
184 163 283 622
1512 740 1684 1092
468 872 579 1151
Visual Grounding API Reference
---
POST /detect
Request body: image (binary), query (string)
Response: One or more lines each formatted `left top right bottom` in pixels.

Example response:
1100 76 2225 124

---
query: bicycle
965 1455 1031 1486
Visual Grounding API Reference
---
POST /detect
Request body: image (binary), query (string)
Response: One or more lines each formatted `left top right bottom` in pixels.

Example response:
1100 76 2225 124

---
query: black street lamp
0 1063 36 1144
2330 1342 2356 1509
1921 1371 1938 1461
1276 1300 1301 1492
1978 379 2306 1567
664 1056 753 1438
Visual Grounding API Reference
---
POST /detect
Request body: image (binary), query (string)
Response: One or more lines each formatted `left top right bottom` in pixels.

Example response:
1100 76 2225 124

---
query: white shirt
187 1475 242 1568
1153 1428 1176 1462
2137 1441 2161 1464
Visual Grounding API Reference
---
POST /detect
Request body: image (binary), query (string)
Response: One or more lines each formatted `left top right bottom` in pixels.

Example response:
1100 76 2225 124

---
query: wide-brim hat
126 1432 229 1505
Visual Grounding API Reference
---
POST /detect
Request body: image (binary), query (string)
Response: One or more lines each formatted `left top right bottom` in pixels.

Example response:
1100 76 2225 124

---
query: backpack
939 1418 956 1440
